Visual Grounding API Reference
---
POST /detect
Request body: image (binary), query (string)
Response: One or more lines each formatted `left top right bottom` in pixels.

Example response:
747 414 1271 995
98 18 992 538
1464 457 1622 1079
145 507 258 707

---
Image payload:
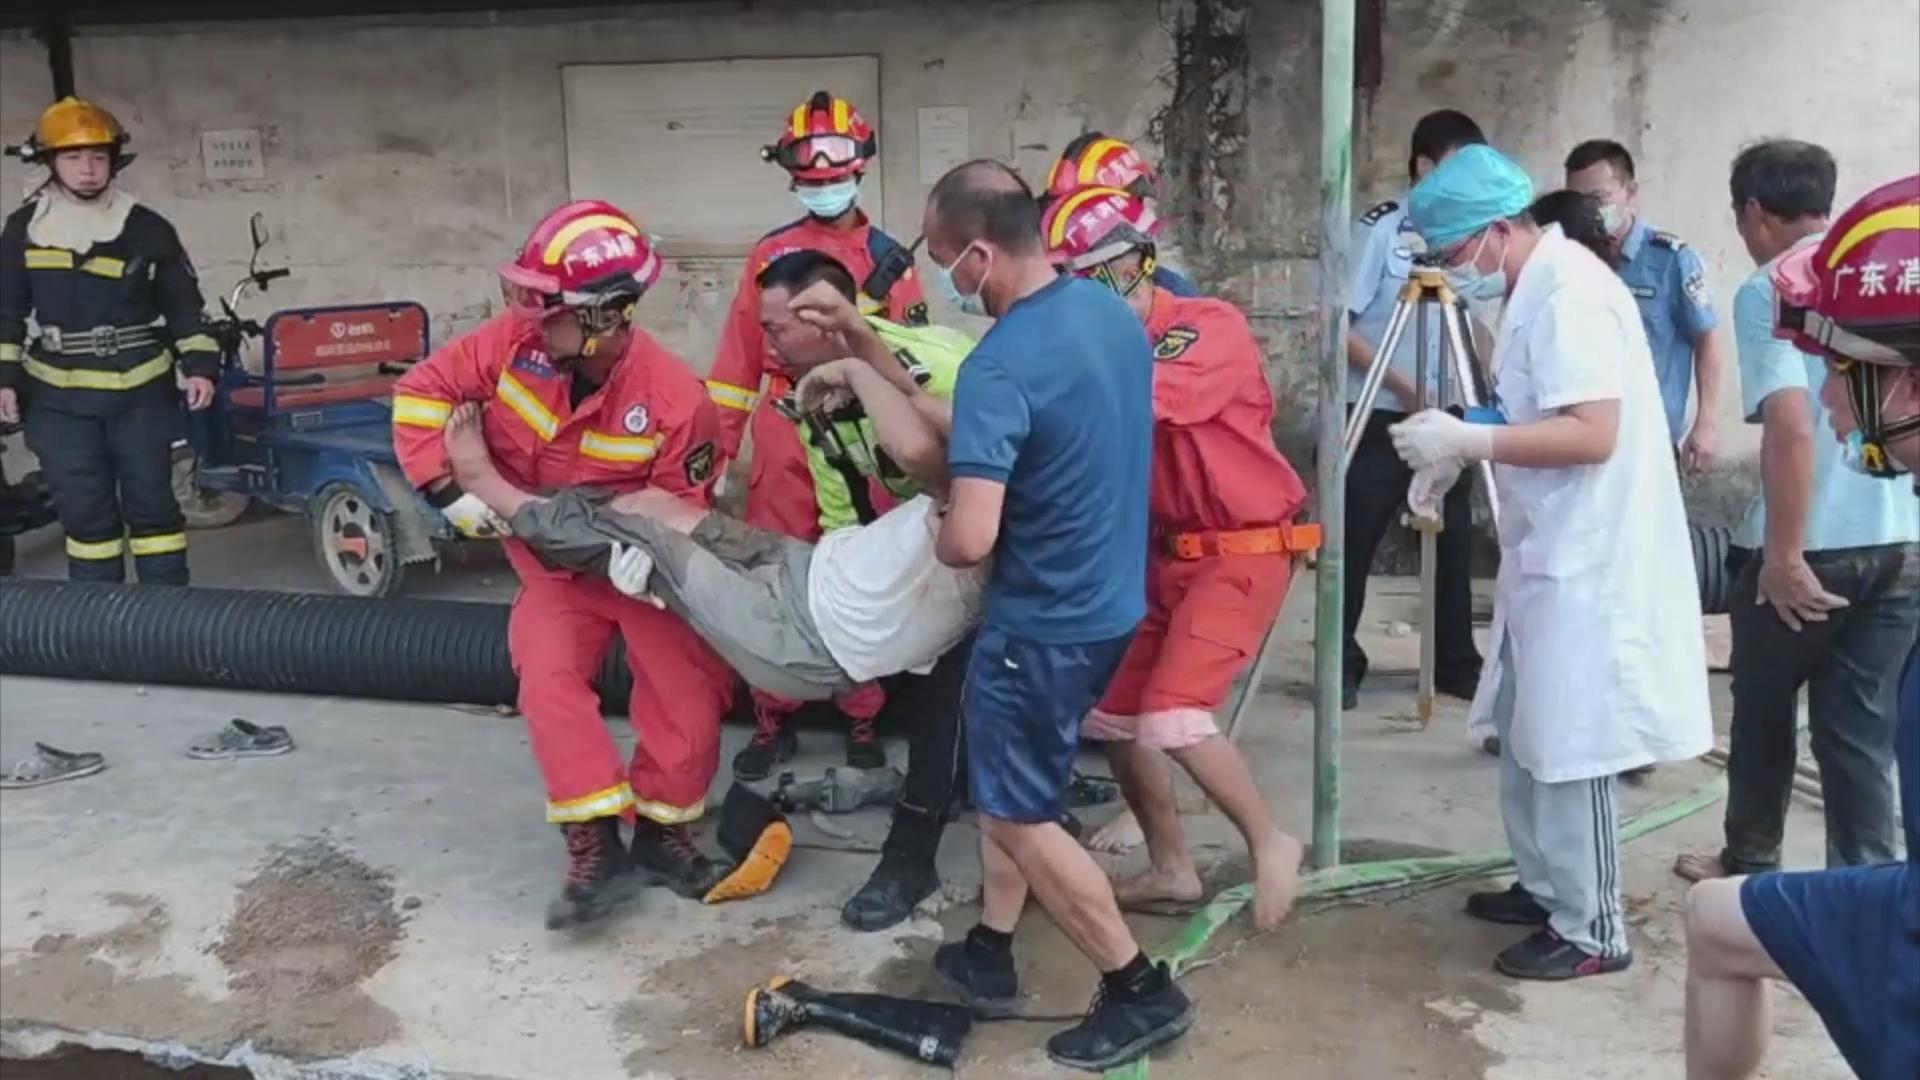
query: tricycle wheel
311 483 406 598
170 444 249 529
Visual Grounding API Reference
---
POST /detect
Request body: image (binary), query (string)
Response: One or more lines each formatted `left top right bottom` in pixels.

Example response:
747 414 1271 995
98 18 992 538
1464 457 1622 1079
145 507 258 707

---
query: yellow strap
545 782 636 823
174 333 218 354
579 430 660 463
633 796 706 826
129 532 188 556
495 371 559 440
24 248 74 270
25 352 173 391
706 380 759 413
80 255 126 279
392 394 454 429
66 535 124 560
0 343 21 363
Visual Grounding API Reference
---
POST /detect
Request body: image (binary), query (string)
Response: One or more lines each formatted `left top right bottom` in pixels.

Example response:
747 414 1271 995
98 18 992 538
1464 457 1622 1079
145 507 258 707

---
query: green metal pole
1312 0 1355 870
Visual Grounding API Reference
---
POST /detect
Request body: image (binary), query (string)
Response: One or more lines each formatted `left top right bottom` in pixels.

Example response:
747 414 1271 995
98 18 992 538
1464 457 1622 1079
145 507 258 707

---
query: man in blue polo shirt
910 160 1187 1073
1566 139 1727 472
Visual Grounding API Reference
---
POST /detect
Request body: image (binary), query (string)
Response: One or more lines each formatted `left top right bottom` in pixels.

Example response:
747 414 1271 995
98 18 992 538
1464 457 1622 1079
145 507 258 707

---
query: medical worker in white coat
1390 146 1712 981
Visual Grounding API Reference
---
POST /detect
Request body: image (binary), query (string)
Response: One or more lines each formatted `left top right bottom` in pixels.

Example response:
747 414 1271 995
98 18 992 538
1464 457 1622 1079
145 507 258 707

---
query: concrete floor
0 515 1850 1079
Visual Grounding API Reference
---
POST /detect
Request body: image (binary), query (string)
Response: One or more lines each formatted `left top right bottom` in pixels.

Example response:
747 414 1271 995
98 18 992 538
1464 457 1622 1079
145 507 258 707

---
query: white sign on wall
201 128 264 182
917 106 970 184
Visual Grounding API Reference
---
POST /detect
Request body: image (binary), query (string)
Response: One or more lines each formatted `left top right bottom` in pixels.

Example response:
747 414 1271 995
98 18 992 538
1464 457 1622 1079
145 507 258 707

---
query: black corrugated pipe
0 580 635 712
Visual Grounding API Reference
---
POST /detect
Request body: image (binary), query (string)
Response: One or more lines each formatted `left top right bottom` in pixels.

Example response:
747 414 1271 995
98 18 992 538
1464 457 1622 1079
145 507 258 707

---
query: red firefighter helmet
1042 185 1161 271
497 200 661 328
1773 173 1920 475
1045 133 1161 208
762 92 877 181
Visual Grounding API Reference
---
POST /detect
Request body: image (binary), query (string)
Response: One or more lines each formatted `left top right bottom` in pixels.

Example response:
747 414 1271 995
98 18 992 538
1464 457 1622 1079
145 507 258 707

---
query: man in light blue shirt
1675 140 1920 887
1566 139 1728 471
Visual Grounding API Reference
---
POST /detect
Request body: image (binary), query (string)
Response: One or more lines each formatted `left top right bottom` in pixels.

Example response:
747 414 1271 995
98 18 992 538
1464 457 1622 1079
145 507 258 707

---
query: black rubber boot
744 977 974 1066
933 926 1019 1018
630 819 730 899
733 703 798 782
841 809 942 931
844 714 887 770
544 817 642 930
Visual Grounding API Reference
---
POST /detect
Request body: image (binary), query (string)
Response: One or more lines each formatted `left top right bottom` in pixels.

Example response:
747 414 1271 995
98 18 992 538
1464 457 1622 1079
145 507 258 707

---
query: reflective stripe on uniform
129 532 188 556
706 380 759 413
0 343 20 363
579 430 660 463
633 796 705 826
174 333 218 355
391 394 453 429
495 371 559 440
81 255 126 279
24 248 74 270
546 782 636 823
24 352 173 391
66 536 125 560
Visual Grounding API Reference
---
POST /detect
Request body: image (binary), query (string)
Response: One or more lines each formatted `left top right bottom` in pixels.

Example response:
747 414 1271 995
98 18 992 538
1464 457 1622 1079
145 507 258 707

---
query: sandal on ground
187 719 294 760
1 743 107 789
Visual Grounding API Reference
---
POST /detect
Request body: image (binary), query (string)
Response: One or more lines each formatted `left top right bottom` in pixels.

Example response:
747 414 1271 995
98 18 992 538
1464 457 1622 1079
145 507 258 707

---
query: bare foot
1112 866 1206 911
1672 852 1728 883
1251 831 1305 930
443 402 494 484
1085 809 1145 854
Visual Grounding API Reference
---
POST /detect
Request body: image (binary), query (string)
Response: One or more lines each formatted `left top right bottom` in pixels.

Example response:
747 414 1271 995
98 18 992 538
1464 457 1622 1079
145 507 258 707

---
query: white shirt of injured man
1471 225 1713 785
807 496 989 684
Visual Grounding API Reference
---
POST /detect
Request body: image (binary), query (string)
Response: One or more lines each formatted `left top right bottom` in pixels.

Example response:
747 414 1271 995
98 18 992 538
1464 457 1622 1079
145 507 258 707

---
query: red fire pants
509 573 735 824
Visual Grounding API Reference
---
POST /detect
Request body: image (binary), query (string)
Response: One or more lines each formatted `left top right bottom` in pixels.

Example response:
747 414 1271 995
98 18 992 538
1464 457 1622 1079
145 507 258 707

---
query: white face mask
931 243 990 317
1444 227 1509 303
795 179 858 219
1598 202 1627 236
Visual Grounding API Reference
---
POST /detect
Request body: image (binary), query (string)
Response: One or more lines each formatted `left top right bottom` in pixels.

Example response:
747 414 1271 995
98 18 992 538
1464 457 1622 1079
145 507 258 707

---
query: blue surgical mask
1839 429 1910 477
931 243 989 317
1444 228 1509 303
795 180 858 219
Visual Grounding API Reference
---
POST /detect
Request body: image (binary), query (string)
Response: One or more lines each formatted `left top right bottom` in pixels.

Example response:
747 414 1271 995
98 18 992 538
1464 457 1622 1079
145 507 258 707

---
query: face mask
1598 203 1627 236
1444 228 1508 303
795 180 858 219
931 243 989 317
1838 430 1910 477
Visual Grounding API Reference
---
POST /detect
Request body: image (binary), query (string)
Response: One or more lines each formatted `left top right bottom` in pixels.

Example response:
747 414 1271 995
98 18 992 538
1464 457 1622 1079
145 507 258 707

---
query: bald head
924 159 1044 261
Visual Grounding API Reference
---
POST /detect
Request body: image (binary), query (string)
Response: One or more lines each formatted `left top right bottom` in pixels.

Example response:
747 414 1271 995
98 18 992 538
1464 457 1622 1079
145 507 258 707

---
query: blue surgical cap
1409 145 1535 250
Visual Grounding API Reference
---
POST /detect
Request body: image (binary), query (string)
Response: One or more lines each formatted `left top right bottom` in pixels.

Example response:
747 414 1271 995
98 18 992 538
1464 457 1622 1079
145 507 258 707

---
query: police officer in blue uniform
1566 139 1725 473
1340 110 1489 710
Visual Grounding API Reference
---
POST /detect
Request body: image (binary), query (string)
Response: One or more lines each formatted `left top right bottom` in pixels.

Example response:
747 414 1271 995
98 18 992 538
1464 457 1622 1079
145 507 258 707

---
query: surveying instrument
1339 266 1501 727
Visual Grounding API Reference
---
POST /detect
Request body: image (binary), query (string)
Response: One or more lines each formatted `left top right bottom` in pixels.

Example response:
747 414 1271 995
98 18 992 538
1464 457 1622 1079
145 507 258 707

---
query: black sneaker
1465 883 1550 926
733 705 798 782
630 819 730 899
844 714 886 770
1493 929 1632 981
933 932 1019 1018
841 851 939 931
544 818 642 930
1045 964 1194 1072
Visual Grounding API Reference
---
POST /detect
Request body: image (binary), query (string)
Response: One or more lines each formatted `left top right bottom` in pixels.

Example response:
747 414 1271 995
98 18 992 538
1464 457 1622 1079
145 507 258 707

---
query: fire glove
608 542 664 608
440 492 512 539
1389 408 1495 472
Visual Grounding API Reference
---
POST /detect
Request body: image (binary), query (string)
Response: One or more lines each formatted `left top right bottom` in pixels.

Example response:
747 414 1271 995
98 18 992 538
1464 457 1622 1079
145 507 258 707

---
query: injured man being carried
442 334 986 704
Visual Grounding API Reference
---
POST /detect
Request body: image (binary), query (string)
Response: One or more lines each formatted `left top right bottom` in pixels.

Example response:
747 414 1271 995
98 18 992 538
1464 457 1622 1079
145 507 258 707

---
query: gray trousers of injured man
508 490 853 702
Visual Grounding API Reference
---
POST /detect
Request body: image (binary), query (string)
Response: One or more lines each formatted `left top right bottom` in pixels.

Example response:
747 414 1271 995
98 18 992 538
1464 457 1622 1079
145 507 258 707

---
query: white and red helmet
1044 133 1161 208
1041 185 1161 271
497 200 660 329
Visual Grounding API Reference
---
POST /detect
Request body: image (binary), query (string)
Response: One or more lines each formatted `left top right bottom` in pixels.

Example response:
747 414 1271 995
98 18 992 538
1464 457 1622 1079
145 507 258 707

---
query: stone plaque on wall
201 128 265 182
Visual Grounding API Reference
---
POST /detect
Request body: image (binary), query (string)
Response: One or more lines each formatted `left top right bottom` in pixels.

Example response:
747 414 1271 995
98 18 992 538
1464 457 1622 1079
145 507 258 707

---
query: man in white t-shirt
440 358 986 703
1389 145 1712 981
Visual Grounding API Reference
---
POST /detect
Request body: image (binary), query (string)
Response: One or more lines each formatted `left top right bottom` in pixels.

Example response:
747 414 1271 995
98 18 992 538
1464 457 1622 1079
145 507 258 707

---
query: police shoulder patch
1359 200 1399 226
1650 229 1687 251
1155 326 1200 361
1683 268 1710 308
684 441 717 486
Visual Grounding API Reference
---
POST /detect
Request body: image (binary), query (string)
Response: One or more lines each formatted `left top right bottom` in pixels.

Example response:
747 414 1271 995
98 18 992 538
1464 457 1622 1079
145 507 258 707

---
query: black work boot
841 809 942 932
544 817 642 930
630 819 730 899
933 925 1019 1018
1046 960 1194 1072
844 714 887 770
732 703 798 782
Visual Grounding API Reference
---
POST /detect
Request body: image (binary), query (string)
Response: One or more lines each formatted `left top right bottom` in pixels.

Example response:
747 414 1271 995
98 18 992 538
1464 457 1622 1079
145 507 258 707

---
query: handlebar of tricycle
255 268 291 287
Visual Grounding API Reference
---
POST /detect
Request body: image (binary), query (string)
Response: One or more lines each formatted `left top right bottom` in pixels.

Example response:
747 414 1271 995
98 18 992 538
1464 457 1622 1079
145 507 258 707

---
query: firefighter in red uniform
1043 186 1309 931
392 200 735 928
705 91 929 781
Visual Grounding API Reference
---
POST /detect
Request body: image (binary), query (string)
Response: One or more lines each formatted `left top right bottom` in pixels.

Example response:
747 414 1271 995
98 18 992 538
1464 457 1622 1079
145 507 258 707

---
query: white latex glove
608 542 664 608
441 492 512 539
1390 409 1495 472
1406 459 1465 522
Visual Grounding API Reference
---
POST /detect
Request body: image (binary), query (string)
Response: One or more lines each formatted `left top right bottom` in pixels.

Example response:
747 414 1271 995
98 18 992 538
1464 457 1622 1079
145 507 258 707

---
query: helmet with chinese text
1041 185 1160 297
497 200 661 331
1044 133 1161 217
